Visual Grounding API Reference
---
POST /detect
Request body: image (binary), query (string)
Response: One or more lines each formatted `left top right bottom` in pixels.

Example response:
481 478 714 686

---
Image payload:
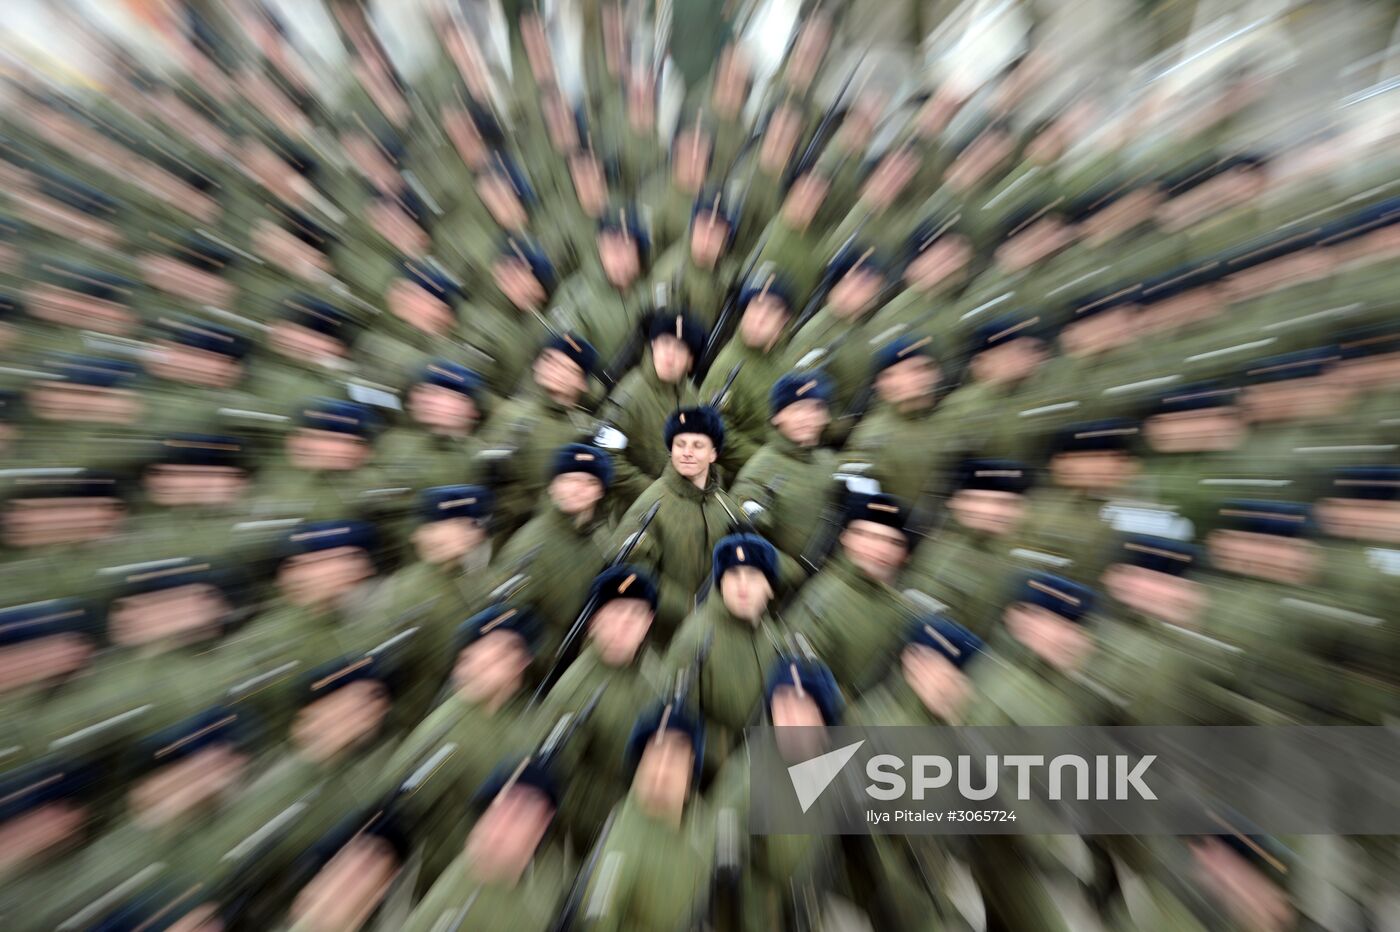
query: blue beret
419 484 492 522
764 656 844 724
1217 500 1312 537
1140 262 1225 303
1327 466 1400 501
0 389 17 420
625 703 705 781
281 294 353 338
552 443 614 489
597 207 651 261
906 214 964 259
543 332 599 375
973 314 1042 351
0 757 100 823
825 241 887 282
1161 154 1247 196
500 236 557 292
738 273 794 313
649 310 706 360
1117 534 1200 576
472 758 561 811
487 151 536 204
266 131 318 177
281 520 378 557
157 315 249 358
154 434 245 468
298 398 376 436
769 370 832 416
132 705 255 769
1243 347 1338 384
46 355 139 388
120 557 220 597
5 471 122 501
399 258 460 301
170 231 234 274
1224 224 1324 274
39 261 138 302
843 492 911 543
1153 381 1240 415
713 533 779 587
276 205 337 252
1052 418 1141 454
1318 196 1400 247
691 189 738 233
1337 323 1400 360
0 598 96 647
907 614 985 669
1013 572 1095 622
873 335 936 374
0 292 19 317
417 360 482 398
295 651 394 706
664 405 725 452
957 459 1032 494
453 603 539 654
589 564 659 611
36 167 118 216
1069 285 1140 319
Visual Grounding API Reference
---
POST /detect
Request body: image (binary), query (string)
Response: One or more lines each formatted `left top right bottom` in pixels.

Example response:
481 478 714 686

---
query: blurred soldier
0 757 102 913
15 259 142 357
934 312 1050 456
730 371 838 588
124 435 255 565
467 236 560 395
789 492 916 689
0 471 129 605
0 600 101 766
870 215 974 337
142 315 256 434
493 444 614 658
248 293 358 402
613 407 743 636
667 534 785 768
22 355 147 472
596 310 705 507
651 192 741 326
355 259 481 386
377 361 486 490
644 116 714 252
1139 381 1250 533
553 208 653 380
577 703 714 932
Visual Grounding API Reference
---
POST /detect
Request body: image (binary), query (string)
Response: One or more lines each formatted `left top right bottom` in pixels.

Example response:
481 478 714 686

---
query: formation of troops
0 0 1397 929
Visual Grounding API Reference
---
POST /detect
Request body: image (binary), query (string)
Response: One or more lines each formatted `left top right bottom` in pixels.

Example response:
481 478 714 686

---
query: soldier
475 332 599 535
142 315 256 434
870 215 974 337
788 492 917 689
493 444 614 658
15 259 142 357
612 406 744 635
539 565 667 844
596 310 705 508
248 293 358 403
0 756 103 913
402 758 572 931
355 258 477 385
1138 381 1250 534
376 361 485 491
577 702 714 932
0 599 101 767
553 208 653 380
22 355 147 472
468 236 560 395
125 435 255 564
666 533 786 769
930 313 1050 457
730 371 838 588
651 192 741 326
0 471 130 605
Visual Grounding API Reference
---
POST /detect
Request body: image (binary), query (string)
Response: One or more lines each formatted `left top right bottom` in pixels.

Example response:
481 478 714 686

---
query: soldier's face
0 633 93 695
1223 249 1334 303
1332 351 1400 393
772 399 829 447
1102 564 1205 628
147 341 244 388
739 297 790 348
128 744 247 829
841 520 908 582
971 338 1045 385
590 599 654 665
634 731 694 821
862 148 919 209
533 350 587 401
759 108 801 174
269 321 347 364
1189 838 1295 932
995 219 1073 272
1079 188 1162 246
145 465 248 507
907 237 972 290
1051 451 1138 491
287 429 370 471
720 566 773 620
771 687 827 760
278 547 375 606
387 279 453 335
0 800 89 876
291 679 391 763
1144 409 1245 453
342 132 398 192
3 497 124 548
651 336 694 383
290 833 400 930
453 631 531 702
599 233 641 287
479 175 527 230
1241 378 1346 424
712 45 750 118
569 155 608 217
945 131 1012 193
1139 287 1222 334
782 173 828 229
464 787 555 883
1207 531 1318 586
493 258 547 310
1315 497 1400 544
442 106 488 171
165 905 223 932
25 284 134 335
140 255 235 309
28 383 140 424
949 489 1025 537
413 518 485 564
786 14 831 90
829 270 882 317
902 645 974 722
672 129 711 191
689 215 730 268
1332 224 1400 268
1005 604 1092 672
1059 308 1136 358
408 384 477 433
549 473 605 516
877 358 940 406
670 433 717 481
110 583 229 648
369 200 429 256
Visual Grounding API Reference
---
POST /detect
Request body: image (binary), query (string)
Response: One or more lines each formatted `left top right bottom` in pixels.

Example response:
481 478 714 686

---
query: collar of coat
662 462 720 501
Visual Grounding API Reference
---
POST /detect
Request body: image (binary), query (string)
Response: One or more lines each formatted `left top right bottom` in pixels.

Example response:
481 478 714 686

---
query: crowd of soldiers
0 0 1397 929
